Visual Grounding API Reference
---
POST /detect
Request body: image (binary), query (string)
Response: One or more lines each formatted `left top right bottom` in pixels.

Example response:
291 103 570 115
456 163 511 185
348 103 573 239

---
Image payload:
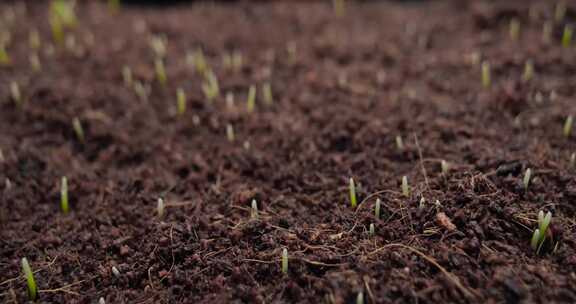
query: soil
1 0 576 303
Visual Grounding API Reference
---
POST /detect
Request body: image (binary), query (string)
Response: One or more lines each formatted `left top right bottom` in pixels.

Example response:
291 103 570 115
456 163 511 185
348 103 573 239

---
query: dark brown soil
2 0 576 303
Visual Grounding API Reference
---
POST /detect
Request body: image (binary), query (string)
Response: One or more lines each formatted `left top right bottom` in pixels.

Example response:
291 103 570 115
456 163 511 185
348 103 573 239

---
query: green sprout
522 60 534 82
60 176 69 213
262 82 273 105
402 176 410 197
562 25 573 48
29 29 41 50
108 0 121 13
0 45 10 66
509 18 520 41
369 223 375 237
523 168 532 191
133 81 150 102
226 124 235 142
149 35 167 58
374 198 381 219
530 211 552 252
251 199 258 219
157 197 165 218
122 65 132 87
72 117 85 143
441 160 450 175
555 1 567 22
246 85 256 113
564 115 573 137
201 71 219 102
349 177 357 208
154 59 167 86
176 88 186 116
10 81 21 106
281 248 288 274
21 257 37 301
395 135 404 151
333 0 345 17
481 61 491 88
356 292 364 304
188 48 208 75
49 0 77 45
30 53 41 72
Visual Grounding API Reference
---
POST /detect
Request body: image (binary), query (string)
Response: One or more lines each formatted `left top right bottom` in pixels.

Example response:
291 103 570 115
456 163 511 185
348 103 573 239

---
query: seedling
523 168 532 191
122 65 132 87
157 198 165 218
441 160 450 175
61 176 69 213
246 85 256 113
530 211 552 252
555 1 567 22
99 298 106 304
250 199 258 219
0 45 10 65
570 152 575 168
395 135 404 151
369 223 375 237
49 0 77 45
225 92 235 109
481 61 491 88
149 35 167 58
564 115 573 137
112 266 120 277
542 22 553 44
374 198 381 219
522 60 534 82
21 258 37 301
189 48 208 75
349 177 357 208
154 59 167 86
133 81 150 102
10 81 21 106
232 51 243 71
333 0 345 17
29 29 41 50
401 176 410 197
176 88 186 116
562 25 573 48
356 292 364 304
281 248 288 274
201 71 219 101
509 18 520 41
419 197 425 209
226 124 235 142
262 82 273 105
72 117 85 143
30 53 41 72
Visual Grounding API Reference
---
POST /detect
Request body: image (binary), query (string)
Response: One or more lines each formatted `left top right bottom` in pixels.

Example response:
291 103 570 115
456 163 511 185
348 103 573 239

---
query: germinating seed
99 297 106 304
375 198 381 219
522 60 534 82
564 115 573 137
122 65 132 87
176 88 186 116
396 135 404 151
281 248 288 274
21 257 37 301
481 61 491 88
509 18 520 41
9 81 21 105
154 58 167 86
570 153 575 168
356 292 364 304
251 199 258 219
29 53 41 72
562 25 573 48
349 177 357 208
61 176 69 213
402 176 410 197
543 22 553 43
262 82 273 105
523 168 532 191
441 160 450 175
226 124 235 142
246 85 256 112
72 117 85 143
369 223 375 237
112 266 120 277
157 197 165 218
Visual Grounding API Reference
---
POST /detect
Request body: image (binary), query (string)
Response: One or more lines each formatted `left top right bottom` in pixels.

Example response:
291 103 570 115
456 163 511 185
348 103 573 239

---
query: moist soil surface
1 0 576 303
